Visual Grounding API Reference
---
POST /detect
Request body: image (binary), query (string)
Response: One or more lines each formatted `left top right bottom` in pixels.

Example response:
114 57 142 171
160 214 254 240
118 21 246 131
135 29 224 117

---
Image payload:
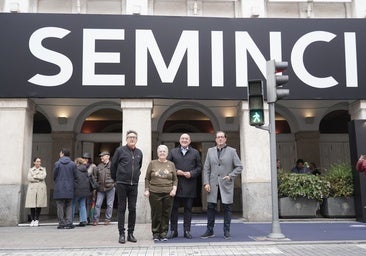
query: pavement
1 217 366 256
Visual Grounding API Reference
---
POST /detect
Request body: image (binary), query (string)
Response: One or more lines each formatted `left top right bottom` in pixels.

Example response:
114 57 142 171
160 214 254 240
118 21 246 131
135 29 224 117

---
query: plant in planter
321 162 355 217
277 171 330 217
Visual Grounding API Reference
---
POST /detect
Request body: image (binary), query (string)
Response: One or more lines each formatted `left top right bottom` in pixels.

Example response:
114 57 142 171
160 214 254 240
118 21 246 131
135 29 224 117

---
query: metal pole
267 102 286 239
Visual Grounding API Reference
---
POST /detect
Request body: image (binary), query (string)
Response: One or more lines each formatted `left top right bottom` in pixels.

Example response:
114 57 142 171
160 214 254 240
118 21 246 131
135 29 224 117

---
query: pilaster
121 99 153 223
239 101 272 221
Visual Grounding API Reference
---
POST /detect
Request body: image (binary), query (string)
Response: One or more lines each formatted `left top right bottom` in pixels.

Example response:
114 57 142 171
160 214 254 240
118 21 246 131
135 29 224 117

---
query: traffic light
266 60 289 103
247 80 265 126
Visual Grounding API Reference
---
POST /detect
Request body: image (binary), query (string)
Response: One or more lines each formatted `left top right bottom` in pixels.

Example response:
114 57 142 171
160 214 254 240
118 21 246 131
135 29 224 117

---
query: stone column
121 99 153 223
239 101 272 221
0 99 35 226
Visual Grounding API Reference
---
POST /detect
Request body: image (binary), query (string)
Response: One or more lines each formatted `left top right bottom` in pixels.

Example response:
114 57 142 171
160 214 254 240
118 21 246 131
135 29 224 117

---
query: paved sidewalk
1 220 366 255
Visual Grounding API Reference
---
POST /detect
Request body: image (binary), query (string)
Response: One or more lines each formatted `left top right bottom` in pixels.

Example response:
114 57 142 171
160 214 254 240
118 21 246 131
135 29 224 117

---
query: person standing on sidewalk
201 131 243 239
53 148 77 229
167 133 202 239
111 130 143 244
72 157 90 227
82 152 97 225
25 157 47 227
144 145 178 241
92 151 115 226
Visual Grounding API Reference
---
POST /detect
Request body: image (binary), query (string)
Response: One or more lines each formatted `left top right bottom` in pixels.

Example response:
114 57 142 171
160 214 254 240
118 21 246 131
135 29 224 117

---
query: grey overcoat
202 146 243 204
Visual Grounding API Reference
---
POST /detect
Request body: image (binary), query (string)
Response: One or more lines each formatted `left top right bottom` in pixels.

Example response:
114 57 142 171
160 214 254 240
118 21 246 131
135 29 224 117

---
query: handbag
89 176 99 191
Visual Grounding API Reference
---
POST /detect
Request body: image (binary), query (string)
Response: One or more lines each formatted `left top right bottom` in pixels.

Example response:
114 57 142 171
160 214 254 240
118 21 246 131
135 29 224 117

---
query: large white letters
27 26 359 92
291 31 338 88
235 32 283 87
211 31 224 87
28 27 73 86
83 29 125 86
344 32 358 87
135 30 199 86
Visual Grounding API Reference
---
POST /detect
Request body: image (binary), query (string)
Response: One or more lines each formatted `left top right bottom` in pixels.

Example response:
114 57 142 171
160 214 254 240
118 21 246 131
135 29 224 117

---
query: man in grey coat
201 131 243 239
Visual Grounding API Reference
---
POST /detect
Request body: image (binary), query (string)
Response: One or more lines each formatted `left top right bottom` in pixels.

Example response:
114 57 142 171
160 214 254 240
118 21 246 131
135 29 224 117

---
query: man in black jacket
167 133 202 239
111 130 143 244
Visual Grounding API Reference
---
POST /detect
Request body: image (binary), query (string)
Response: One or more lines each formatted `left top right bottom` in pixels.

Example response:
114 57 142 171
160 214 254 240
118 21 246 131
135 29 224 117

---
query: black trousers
30 207 42 221
116 183 138 235
170 197 193 232
207 202 232 232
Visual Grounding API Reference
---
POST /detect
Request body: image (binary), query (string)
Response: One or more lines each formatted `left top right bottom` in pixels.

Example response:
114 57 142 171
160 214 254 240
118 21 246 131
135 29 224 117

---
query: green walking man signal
247 80 265 126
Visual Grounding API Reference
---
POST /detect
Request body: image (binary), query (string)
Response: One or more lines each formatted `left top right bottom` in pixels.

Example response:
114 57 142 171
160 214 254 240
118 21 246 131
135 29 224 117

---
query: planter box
279 197 319 218
320 197 355 218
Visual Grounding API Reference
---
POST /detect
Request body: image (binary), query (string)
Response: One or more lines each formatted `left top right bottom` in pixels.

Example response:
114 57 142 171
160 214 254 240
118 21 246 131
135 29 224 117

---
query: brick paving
0 221 366 256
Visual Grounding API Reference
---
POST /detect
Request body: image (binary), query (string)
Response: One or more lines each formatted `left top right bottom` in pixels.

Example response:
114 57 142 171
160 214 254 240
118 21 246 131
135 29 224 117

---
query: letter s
28 27 73 86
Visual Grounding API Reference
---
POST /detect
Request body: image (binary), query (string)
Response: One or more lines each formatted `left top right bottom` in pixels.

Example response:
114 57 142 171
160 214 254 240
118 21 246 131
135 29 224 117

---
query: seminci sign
0 13 365 100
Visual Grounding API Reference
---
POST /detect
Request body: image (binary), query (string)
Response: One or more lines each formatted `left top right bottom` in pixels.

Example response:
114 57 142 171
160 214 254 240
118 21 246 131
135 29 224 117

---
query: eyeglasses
127 136 137 139
216 136 226 139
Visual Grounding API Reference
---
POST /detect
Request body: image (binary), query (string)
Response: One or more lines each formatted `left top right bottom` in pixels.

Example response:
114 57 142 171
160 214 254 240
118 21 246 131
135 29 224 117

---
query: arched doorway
32 111 53 217
319 109 351 169
158 105 219 213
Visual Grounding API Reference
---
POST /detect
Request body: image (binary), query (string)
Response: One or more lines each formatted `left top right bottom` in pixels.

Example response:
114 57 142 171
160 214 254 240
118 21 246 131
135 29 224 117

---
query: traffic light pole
267 102 286 239
253 60 289 239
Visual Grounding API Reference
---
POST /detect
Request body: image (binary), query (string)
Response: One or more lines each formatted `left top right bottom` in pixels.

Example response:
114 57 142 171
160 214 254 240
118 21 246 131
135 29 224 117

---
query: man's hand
183 172 191 179
204 184 211 192
176 170 185 176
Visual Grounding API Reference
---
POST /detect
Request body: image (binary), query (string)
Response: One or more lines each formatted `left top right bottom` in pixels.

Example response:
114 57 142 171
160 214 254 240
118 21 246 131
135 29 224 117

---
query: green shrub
324 162 354 198
278 171 330 201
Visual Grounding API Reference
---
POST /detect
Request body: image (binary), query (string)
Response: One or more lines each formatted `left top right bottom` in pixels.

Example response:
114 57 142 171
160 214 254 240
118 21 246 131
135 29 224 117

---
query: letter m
135 30 199 86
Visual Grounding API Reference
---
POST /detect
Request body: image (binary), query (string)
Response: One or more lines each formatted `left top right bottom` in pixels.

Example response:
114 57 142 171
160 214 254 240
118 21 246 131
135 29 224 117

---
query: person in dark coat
53 148 77 229
72 157 91 227
167 133 202 239
111 130 143 244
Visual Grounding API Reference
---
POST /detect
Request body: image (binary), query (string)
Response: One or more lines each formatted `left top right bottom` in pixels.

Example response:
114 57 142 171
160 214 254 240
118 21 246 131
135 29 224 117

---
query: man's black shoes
119 234 126 244
200 230 215 239
224 231 232 239
127 233 137 243
168 231 178 239
184 231 192 239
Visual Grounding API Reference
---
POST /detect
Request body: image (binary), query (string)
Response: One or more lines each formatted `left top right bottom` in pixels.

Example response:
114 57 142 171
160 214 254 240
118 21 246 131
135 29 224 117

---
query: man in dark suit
167 133 202 239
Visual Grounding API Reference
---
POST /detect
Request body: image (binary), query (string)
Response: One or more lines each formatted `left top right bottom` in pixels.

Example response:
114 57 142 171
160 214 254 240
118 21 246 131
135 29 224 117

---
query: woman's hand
170 186 177 197
170 189 176 197
144 190 150 197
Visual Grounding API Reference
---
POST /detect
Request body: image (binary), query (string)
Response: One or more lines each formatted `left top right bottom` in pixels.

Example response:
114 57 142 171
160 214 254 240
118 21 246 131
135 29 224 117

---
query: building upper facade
1 0 365 18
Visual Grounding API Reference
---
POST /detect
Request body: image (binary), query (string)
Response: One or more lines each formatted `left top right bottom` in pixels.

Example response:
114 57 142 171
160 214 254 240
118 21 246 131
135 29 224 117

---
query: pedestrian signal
247 80 265 126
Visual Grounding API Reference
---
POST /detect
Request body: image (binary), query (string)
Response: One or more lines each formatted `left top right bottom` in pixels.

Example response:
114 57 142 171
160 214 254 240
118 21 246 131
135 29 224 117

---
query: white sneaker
30 220 35 227
34 220 39 227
